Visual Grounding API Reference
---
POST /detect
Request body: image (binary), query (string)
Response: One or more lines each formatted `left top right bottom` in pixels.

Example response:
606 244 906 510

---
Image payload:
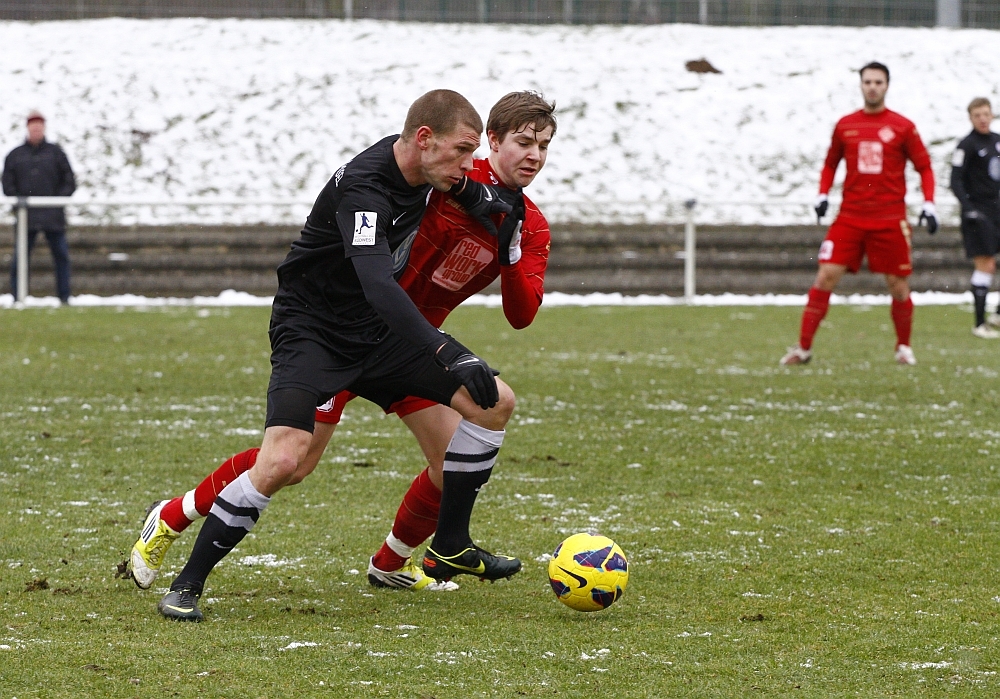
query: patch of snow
238 554 302 567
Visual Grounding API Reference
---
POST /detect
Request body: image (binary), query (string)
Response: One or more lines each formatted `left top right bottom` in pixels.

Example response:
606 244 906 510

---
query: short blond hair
401 90 482 139
968 97 992 114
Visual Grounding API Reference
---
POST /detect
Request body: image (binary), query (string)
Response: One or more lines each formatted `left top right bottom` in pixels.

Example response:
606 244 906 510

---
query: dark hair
859 62 890 82
401 89 482 139
487 91 557 143
968 97 992 114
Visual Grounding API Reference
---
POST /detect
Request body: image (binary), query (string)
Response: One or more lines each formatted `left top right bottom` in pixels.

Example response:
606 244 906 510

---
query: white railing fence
2 196 962 307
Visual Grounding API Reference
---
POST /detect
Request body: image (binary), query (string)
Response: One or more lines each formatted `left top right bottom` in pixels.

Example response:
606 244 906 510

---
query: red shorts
314 391 438 425
818 216 913 276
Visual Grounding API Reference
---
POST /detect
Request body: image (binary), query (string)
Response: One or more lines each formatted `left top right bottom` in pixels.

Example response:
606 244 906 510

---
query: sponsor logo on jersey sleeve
990 157 1000 182
878 125 896 143
858 141 884 174
353 211 377 246
432 237 495 291
951 149 965 167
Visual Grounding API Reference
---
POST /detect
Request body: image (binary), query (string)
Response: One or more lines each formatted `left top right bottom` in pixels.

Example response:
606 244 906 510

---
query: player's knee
885 275 910 299
267 450 302 482
487 380 516 426
815 267 841 291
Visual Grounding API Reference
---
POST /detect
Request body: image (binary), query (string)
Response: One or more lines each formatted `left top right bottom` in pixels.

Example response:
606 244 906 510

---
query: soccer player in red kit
129 91 555 596
781 62 937 366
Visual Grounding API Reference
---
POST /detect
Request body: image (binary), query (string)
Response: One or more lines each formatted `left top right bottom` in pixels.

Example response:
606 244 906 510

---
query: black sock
170 512 249 594
428 420 504 555
431 468 493 555
973 284 989 327
170 472 269 593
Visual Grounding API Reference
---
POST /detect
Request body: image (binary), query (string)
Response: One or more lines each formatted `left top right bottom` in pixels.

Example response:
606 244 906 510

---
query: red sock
372 468 441 571
799 287 831 351
159 448 260 532
891 296 914 347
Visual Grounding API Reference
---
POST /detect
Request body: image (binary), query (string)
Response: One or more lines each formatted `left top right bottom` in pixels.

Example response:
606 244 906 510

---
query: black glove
814 195 829 223
434 336 499 410
919 202 938 235
450 177 511 236
497 192 526 266
494 184 523 207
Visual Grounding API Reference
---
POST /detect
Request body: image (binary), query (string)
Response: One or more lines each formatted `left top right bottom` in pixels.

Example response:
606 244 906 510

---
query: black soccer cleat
422 545 521 582
157 587 204 622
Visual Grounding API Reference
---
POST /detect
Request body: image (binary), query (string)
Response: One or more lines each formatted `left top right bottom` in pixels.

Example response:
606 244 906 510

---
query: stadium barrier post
563 0 573 23
15 197 29 306
343 0 353 19
936 0 960 27
684 198 697 303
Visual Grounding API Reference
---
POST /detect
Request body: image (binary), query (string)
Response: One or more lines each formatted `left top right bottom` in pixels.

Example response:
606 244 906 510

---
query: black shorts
961 209 1000 258
264 323 462 431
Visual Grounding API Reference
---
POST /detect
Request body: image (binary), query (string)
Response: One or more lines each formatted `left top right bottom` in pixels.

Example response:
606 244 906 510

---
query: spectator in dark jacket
3 110 76 303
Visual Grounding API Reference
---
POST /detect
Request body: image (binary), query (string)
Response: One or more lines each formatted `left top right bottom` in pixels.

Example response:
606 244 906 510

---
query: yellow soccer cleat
128 500 180 590
367 557 459 591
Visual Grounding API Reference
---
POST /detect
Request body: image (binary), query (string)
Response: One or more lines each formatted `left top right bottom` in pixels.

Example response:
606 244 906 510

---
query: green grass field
2 302 1000 697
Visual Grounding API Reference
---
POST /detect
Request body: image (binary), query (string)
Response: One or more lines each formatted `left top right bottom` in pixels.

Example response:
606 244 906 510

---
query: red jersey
819 108 934 221
396 158 550 329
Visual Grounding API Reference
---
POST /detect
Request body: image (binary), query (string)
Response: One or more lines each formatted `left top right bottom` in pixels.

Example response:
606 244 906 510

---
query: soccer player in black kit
951 97 1000 338
157 90 522 621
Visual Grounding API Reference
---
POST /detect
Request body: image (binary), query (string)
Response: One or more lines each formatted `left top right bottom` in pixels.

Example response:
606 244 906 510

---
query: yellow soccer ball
547 533 629 612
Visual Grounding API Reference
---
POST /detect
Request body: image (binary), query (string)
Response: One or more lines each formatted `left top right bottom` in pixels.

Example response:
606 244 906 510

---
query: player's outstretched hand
814 194 829 224
451 177 512 236
435 336 500 410
919 202 938 235
497 192 526 266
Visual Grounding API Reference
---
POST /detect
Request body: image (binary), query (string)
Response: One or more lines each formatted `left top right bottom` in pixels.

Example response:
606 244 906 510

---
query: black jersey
273 135 434 349
950 130 1000 209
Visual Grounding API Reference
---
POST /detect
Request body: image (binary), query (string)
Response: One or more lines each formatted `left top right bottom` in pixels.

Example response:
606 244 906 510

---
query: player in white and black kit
156 90 521 621
950 97 1000 338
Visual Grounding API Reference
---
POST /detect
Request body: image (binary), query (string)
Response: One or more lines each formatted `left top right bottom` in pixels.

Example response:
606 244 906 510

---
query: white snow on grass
0 289 989 308
1 19 996 225
901 661 953 670
238 553 303 568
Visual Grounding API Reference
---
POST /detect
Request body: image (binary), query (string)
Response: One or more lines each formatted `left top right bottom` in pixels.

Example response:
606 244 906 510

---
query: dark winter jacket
2 138 76 230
